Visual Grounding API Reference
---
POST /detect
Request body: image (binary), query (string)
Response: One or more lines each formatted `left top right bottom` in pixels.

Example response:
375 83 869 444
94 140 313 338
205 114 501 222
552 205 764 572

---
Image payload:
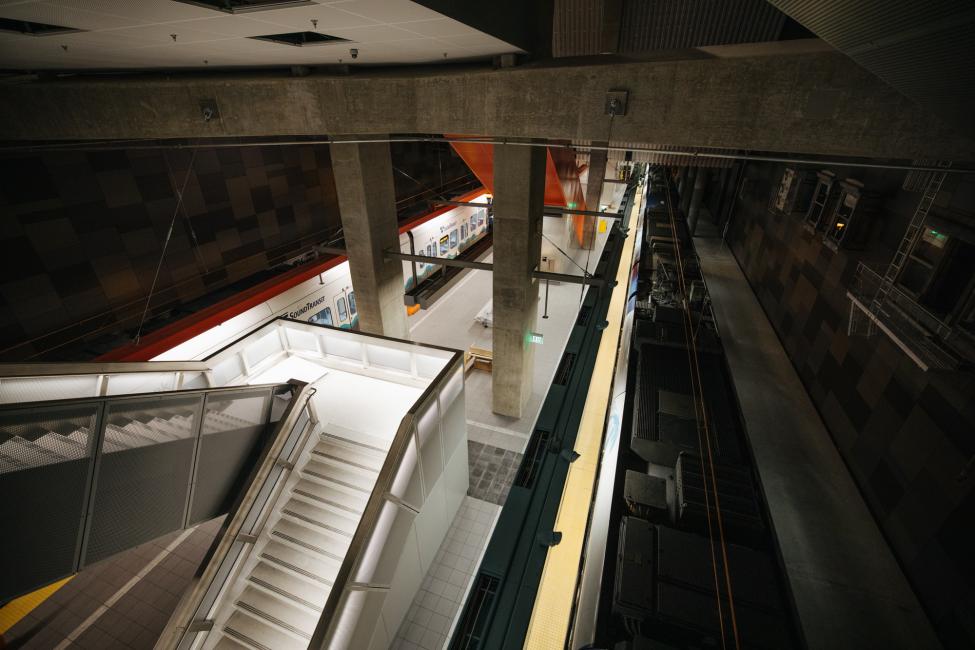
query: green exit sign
528 332 544 345
567 202 578 209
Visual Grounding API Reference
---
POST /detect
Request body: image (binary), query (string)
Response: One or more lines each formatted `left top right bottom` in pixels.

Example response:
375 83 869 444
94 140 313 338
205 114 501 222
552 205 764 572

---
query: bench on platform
465 346 493 373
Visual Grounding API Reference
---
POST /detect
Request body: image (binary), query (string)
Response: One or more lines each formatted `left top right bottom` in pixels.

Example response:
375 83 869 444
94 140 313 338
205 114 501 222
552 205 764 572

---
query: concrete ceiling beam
2 48 973 161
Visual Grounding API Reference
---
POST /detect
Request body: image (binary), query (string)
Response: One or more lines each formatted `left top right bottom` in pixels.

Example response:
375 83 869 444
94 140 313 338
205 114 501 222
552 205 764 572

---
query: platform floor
693 223 941 649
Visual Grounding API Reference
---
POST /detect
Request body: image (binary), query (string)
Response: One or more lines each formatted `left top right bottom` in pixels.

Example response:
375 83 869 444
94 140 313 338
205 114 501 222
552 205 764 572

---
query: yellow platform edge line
0 576 74 636
525 189 643 649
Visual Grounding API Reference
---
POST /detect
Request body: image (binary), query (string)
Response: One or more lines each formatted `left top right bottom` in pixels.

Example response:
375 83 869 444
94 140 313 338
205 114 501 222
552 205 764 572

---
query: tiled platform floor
4 518 223 649
467 440 522 505
392 497 501 650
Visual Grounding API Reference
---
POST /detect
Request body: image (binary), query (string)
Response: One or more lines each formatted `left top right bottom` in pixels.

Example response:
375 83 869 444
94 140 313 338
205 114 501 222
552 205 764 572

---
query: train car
102 190 490 362
402 193 491 293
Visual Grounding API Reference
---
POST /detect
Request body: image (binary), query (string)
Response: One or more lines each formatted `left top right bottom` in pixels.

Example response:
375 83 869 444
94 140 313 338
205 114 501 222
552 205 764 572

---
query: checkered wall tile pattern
726 163 975 649
0 145 341 361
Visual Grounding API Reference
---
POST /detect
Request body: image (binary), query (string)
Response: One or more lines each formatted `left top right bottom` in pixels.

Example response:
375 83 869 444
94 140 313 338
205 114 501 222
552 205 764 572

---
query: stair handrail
309 351 464 649
0 361 209 377
157 380 318 650
0 380 291 604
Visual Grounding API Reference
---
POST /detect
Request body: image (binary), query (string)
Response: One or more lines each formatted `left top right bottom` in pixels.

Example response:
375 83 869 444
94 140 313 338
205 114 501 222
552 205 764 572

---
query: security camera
350 48 358 59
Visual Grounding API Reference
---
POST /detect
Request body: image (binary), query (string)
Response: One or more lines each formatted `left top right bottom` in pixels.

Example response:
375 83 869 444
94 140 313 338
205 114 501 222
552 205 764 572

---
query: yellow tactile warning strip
524 189 643 649
0 576 73 636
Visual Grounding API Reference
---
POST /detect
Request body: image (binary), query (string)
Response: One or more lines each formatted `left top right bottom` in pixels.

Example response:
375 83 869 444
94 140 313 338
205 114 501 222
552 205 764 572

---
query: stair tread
320 425 390 454
313 437 386 472
250 561 330 610
282 496 358 536
212 634 252 650
271 518 350 562
236 585 318 637
224 610 306 650
261 540 341 582
302 457 377 494
294 473 370 514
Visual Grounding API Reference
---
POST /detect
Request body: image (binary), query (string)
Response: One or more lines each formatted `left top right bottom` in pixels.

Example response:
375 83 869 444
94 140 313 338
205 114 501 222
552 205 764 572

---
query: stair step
236 586 318 638
321 425 390 454
223 609 306 650
101 426 137 451
212 634 252 650
293 476 369 515
149 416 193 439
270 518 350 563
302 457 376 494
281 496 358 537
0 437 57 466
32 432 87 458
261 540 341 584
314 436 386 472
121 420 178 444
0 453 25 473
250 561 330 611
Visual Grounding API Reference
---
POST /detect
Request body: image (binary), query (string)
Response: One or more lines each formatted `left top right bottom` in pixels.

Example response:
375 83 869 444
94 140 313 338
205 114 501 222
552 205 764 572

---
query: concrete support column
579 143 608 250
687 168 710 236
330 139 408 339
680 166 697 216
492 142 546 417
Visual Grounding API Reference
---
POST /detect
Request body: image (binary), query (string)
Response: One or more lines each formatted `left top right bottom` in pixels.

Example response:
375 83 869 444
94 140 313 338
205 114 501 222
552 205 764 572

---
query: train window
461 224 468 240
470 215 477 231
310 307 333 326
337 297 348 322
348 291 357 316
439 235 449 255
450 229 458 248
426 244 433 257
478 209 485 226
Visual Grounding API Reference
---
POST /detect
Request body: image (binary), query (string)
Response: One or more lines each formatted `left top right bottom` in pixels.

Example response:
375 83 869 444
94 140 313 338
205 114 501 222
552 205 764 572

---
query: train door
347 291 357 322
334 292 350 327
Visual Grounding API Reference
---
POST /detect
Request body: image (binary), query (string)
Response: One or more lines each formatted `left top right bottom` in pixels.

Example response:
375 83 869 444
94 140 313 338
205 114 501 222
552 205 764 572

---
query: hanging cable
163 149 208 273
133 149 197 344
541 232 592 277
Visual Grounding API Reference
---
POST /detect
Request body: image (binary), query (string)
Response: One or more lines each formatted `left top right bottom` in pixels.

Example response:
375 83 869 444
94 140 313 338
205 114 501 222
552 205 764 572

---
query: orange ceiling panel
447 138 585 210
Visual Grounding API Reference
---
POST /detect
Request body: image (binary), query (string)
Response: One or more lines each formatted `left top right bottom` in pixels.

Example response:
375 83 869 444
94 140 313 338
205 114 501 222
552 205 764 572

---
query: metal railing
309 352 464 649
847 261 970 369
0 361 211 404
0 380 291 602
159 380 316 650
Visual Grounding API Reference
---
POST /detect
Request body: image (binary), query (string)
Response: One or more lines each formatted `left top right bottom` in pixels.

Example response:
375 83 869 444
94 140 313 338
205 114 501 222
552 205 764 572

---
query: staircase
0 407 252 473
207 424 389 650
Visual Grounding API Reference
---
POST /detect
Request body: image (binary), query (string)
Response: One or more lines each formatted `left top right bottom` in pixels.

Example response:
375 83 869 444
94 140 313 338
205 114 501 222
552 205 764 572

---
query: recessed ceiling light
0 17 81 36
250 31 350 47
172 0 314 14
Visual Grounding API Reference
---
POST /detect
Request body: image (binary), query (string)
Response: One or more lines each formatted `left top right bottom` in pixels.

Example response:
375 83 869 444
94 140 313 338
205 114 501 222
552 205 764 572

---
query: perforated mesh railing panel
0 405 97 597
84 394 202 565
0 382 286 602
189 389 273 525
